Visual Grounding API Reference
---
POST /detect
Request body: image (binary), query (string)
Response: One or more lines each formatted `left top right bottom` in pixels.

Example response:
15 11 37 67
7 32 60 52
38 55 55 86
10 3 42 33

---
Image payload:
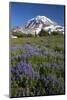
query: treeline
38 29 63 36
11 29 63 38
12 32 34 38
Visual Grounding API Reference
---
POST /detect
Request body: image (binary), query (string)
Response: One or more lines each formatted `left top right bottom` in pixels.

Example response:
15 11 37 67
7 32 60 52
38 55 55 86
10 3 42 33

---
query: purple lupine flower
11 62 40 81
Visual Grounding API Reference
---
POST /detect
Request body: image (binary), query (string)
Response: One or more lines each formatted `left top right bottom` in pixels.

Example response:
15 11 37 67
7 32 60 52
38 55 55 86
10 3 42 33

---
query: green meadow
10 35 65 97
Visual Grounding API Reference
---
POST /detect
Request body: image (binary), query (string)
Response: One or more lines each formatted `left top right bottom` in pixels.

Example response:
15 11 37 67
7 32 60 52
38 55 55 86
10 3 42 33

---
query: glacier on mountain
12 16 64 35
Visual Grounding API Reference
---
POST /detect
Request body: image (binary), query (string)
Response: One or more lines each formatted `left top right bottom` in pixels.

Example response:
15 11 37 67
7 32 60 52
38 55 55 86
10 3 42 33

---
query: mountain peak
12 15 64 34
35 15 47 19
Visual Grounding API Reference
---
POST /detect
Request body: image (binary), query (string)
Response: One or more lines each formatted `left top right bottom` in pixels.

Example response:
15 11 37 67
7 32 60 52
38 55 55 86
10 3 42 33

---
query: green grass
11 35 64 70
10 36 49 46
10 35 65 97
11 35 64 52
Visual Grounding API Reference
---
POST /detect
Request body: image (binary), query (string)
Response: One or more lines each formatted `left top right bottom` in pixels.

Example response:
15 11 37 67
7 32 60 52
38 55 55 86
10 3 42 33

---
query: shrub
51 31 60 35
26 33 34 37
38 29 49 36
12 32 24 37
12 32 34 38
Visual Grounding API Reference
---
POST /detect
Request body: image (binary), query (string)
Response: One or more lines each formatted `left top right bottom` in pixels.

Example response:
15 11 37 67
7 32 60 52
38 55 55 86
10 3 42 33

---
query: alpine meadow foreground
10 35 65 97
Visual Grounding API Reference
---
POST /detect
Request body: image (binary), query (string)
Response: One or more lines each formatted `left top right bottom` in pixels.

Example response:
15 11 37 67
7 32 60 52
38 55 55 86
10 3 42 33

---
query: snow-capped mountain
12 16 64 34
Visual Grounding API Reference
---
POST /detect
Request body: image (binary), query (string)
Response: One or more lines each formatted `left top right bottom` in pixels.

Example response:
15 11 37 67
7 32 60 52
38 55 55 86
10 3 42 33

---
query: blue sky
10 2 65 27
